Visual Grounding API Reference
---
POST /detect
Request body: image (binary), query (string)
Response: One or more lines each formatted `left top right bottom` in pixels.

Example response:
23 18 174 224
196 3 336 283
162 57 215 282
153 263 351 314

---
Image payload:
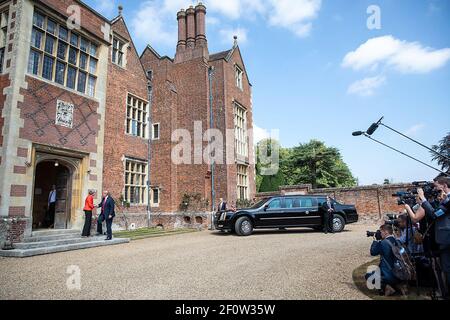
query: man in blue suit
98 190 115 241
368 224 400 295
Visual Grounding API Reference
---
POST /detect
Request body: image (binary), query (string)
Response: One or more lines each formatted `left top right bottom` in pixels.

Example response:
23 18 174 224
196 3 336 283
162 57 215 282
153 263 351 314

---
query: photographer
418 176 450 291
396 214 423 255
367 224 400 295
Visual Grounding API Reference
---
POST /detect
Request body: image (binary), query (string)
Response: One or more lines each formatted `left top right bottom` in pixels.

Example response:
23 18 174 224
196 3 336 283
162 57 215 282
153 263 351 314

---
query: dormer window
235 65 243 90
112 36 125 67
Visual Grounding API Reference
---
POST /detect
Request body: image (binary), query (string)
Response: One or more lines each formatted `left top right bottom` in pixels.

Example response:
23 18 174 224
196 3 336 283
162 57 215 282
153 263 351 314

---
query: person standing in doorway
82 190 95 237
47 185 57 228
98 191 115 241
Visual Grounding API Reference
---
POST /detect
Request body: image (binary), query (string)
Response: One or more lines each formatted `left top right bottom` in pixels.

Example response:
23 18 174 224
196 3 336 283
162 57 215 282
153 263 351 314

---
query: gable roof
209 49 233 62
140 44 174 62
210 44 252 86
110 15 149 76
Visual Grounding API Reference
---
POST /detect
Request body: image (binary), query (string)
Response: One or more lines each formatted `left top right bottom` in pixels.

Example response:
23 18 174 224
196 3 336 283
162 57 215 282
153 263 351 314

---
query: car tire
332 215 345 233
235 217 253 236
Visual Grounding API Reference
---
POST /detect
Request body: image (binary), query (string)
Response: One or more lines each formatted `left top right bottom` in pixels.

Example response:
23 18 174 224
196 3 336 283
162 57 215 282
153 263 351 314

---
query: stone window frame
0 9 8 73
111 34 127 68
27 10 99 97
124 157 148 205
151 123 160 140
150 187 160 207
237 164 249 201
234 101 248 158
235 64 244 91
126 93 149 139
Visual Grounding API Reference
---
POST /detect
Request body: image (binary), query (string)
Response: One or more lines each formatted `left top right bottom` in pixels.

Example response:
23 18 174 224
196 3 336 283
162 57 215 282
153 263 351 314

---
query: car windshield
250 199 269 209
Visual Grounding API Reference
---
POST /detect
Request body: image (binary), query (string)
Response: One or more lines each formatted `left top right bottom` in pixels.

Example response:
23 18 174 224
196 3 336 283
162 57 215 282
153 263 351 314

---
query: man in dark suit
217 198 227 212
322 196 335 234
97 191 115 240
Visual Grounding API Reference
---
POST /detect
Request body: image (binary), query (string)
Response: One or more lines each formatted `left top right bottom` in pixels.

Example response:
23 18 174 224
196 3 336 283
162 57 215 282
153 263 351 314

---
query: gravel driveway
0 223 378 300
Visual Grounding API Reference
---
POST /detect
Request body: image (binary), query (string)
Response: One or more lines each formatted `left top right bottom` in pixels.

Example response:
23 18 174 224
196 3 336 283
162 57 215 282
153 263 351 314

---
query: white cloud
343 35 450 74
405 124 425 136
269 0 321 37
130 1 178 47
347 75 386 97
131 0 321 51
219 27 248 45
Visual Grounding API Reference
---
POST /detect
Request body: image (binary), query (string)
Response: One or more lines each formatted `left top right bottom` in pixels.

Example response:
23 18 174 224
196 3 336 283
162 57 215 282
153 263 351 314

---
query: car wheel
332 215 345 233
235 217 253 236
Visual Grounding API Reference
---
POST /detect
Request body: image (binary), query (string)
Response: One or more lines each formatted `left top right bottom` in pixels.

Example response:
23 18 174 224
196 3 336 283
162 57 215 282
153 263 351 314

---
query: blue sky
84 0 450 185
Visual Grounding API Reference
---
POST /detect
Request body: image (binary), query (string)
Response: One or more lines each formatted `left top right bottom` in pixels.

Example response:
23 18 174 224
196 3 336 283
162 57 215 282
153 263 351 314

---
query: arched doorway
32 160 73 230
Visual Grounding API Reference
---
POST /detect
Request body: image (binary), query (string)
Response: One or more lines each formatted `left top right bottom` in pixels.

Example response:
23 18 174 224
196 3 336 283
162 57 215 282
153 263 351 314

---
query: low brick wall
0 217 31 247
256 183 413 222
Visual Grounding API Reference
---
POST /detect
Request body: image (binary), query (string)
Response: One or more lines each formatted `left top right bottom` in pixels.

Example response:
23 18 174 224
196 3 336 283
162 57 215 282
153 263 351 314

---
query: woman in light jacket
82 190 95 237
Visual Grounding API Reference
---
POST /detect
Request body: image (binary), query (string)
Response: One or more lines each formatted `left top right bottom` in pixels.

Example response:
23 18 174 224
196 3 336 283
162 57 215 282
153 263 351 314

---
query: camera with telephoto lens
392 191 417 206
366 230 382 240
411 181 440 200
385 213 401 227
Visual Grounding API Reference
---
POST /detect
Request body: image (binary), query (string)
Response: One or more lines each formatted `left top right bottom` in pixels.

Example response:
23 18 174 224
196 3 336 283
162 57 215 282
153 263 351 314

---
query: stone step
14 236 97 249
31 229 80 237
24 233 80 243
0 238 130 258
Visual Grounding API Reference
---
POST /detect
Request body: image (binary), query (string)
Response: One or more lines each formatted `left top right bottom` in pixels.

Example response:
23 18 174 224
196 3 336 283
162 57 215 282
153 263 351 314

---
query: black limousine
214 195 359 236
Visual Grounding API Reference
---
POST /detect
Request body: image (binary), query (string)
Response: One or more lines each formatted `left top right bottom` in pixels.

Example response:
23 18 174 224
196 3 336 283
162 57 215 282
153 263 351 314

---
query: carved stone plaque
55 100 74 128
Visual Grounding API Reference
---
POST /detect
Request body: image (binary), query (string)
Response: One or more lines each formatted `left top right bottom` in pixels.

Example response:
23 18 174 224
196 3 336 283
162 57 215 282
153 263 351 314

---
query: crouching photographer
366 224 412 296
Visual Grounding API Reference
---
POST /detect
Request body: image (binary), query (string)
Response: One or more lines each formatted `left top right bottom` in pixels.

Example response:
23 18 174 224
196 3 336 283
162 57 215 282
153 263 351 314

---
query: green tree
431 133 450 172
288 140 356 188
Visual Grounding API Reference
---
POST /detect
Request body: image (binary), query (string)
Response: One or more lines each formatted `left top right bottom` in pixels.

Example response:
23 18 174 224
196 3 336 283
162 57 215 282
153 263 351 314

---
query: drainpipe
146 81 153 228
208 66 215 229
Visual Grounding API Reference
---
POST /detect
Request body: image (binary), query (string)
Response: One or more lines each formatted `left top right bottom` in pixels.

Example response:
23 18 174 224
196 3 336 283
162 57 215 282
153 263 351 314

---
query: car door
280 197 303 226
292 197 321 227
257 198 284 227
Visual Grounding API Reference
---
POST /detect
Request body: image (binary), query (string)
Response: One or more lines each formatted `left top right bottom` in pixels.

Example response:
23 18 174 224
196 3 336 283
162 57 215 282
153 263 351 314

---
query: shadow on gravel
353 259 432 300
211 228 351 237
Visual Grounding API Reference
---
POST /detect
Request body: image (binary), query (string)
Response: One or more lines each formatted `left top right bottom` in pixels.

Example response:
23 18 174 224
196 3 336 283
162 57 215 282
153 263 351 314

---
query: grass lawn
353 259 432 300
113 227 197 240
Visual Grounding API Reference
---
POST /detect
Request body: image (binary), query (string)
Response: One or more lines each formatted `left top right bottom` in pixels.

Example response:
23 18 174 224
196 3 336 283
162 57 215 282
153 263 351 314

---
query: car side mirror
264 204 269 211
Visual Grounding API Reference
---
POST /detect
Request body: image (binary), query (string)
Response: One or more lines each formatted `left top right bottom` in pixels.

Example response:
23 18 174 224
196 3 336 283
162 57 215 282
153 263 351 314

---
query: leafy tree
383 178 391 185
287 140 356 189
256 139 356 191
431 133 450 172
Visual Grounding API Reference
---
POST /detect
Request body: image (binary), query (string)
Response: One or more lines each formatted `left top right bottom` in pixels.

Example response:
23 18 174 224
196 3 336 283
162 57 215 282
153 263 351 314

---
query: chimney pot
186 6 196 49
195 3 207 48
177 10 187 51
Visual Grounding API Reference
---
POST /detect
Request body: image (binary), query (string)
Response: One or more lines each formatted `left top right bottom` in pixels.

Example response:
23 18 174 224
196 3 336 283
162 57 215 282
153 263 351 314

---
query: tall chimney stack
186 6 196 49
195 3 207 48
176 9 186 52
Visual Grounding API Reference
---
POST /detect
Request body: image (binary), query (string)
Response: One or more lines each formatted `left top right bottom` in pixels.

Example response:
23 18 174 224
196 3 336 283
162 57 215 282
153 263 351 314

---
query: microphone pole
380 122 450 162
362 133 448 176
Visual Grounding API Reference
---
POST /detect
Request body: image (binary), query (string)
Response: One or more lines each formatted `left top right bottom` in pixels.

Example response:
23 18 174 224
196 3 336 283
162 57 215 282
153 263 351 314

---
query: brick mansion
0 0 256 243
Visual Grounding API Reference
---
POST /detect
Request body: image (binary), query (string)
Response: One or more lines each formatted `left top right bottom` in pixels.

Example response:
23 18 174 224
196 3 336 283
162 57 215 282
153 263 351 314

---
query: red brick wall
37 0 108 40
140 50 179 212
19 76 100 153
102 18 148 211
